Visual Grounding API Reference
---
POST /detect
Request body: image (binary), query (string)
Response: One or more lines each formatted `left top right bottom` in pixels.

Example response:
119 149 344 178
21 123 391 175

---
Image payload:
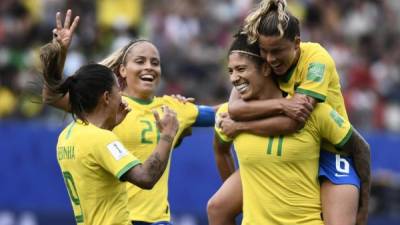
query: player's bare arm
122 106 179 189
41 9 79 111
213 134 235 181
228 88 314 123
219 114 303 138
341 128 371 225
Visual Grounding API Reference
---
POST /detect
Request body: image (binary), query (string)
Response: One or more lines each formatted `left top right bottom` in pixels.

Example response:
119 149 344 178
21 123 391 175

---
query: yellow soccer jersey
113 95 198 222
215 103 352 225
278 42 349 153
57 121 141 225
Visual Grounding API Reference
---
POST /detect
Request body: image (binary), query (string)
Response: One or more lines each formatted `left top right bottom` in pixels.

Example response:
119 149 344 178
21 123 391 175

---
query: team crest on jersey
307 63 325 82
107 141 129 160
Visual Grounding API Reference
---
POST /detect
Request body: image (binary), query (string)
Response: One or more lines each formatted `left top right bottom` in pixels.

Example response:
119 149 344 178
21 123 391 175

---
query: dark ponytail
40 41 118 123
57 64 116 123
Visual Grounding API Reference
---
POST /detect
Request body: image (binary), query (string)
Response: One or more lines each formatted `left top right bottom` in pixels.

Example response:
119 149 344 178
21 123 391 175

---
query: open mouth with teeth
139 74 156 82
234 82 249 94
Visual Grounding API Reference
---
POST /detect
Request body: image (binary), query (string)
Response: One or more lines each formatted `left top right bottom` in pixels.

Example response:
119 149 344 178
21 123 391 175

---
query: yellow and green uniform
57 121 141 225
215 103 352 225
278 42 348 154
113 95 198 222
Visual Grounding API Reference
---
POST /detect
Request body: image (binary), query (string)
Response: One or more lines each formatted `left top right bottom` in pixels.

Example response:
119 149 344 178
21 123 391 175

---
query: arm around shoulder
228 88 284 121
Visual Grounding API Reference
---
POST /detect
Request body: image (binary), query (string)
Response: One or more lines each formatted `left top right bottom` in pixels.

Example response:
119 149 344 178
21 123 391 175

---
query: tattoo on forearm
146 152 168 182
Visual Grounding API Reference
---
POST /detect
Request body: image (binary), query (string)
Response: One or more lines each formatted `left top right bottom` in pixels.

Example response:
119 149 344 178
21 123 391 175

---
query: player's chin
273 66 288 76
240 91 253 101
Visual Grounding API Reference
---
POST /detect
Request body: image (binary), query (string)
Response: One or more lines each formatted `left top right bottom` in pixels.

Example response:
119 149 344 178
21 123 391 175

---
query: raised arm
340 128 371 225
41 10 79 111
122 106 179 189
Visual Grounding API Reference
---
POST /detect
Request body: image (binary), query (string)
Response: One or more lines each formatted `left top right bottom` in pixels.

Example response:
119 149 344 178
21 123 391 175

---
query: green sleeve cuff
296 88 326 102
116 160 141 180
215 132 232 144
335 127 353 149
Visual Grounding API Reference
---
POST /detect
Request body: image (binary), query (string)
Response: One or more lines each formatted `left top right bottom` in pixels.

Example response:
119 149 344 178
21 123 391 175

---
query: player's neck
86 115 113 130
258 79 283 100
123 88 154 101
86 107 115 130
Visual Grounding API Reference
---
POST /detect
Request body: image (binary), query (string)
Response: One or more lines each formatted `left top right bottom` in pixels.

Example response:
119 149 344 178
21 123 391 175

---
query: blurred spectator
0 0 399 132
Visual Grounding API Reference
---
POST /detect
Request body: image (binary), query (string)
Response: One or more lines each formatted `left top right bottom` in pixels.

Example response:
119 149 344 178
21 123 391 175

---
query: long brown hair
244 0 299 44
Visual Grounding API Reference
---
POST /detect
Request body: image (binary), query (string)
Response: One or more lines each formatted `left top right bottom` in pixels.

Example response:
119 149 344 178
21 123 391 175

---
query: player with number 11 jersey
215 102 352 224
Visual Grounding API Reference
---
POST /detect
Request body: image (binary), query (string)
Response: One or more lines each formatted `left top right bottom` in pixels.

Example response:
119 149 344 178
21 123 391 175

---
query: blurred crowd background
1 0 400 132
1 0 400 224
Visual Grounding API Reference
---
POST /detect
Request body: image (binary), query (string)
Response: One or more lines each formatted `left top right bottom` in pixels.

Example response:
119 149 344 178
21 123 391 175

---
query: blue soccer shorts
318 150 361 189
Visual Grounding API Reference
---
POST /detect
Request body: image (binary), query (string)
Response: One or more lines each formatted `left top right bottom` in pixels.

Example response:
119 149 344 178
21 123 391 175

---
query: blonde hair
98 46 125 75
98 40 149 90
244 0 290 43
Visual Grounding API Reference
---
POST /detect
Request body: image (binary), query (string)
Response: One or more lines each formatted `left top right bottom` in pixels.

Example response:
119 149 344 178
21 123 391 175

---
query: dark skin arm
218 113 303 138
228 88 315 123
213 135 235 181
340 128 371 225
223 92 317 138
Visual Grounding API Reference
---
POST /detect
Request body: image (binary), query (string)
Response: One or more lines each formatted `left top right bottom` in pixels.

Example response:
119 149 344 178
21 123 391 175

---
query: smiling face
258 35 300 76
119 41 161 99
228 52 270 100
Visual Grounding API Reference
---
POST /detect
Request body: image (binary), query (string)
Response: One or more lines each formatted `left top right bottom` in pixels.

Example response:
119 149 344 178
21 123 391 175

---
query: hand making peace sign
52 9 79 51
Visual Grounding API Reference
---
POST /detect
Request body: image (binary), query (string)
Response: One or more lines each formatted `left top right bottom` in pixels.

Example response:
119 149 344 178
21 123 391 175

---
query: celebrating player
208 31 369 224
41 10 215 225
40 57 179 225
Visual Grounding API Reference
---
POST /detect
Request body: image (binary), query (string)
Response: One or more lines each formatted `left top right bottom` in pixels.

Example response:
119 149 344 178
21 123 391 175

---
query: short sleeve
93 132 141 179
214 103 233 143
314 103 353 149
163 95 199 129
296 53 334 102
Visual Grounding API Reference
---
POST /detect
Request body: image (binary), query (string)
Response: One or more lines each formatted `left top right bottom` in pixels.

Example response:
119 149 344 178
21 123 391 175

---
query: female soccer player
208 1 370 225
41 10 215 225
208 32 370 225
41 59 180 225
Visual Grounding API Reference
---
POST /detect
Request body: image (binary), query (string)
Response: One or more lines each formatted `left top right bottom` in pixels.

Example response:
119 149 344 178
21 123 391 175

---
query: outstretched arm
341 128 371 225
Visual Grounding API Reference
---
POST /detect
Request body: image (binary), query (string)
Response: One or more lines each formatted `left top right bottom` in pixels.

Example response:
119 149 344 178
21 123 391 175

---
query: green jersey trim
280 65 296 83
66 122 76 140
128 96 154 105
116 160 141 179
216 132 232 144
335 127 353 149
75 215 84 223
296 88 326 102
